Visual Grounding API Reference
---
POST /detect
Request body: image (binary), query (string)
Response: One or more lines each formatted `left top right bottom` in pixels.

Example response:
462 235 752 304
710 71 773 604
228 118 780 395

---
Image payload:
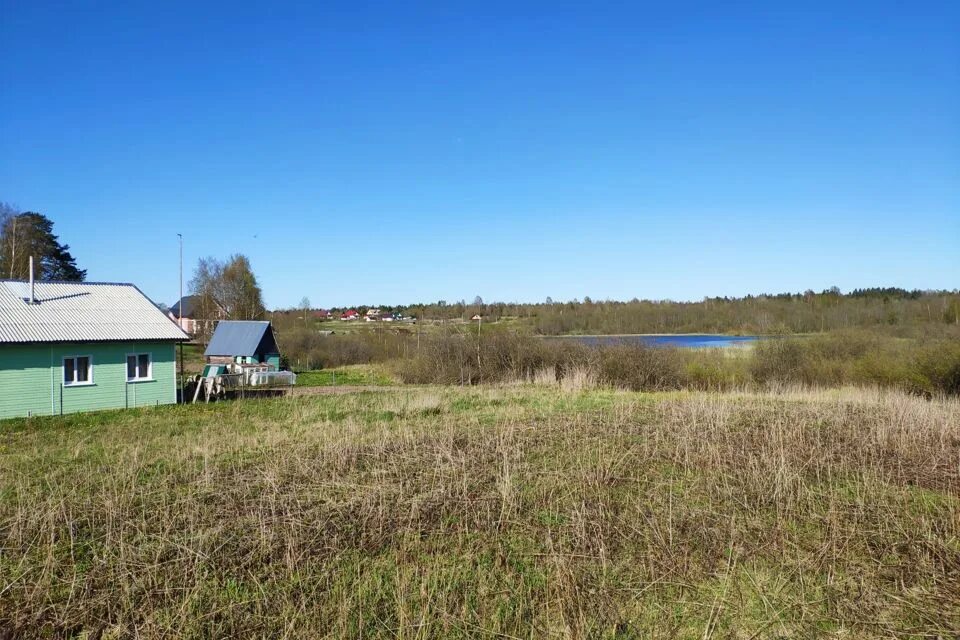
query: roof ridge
0 279 137 287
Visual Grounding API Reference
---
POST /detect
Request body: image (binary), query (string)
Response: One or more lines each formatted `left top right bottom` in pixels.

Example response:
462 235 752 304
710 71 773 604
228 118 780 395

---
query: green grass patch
295 365 396 387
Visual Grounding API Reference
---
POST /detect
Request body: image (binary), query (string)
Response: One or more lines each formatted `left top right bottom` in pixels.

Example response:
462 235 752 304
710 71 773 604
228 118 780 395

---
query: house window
126 353 152 381
63 356 93 386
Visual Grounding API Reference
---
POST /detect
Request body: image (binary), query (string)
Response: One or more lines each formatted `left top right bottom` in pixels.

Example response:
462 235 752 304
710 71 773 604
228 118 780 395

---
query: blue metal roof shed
204 321 281 368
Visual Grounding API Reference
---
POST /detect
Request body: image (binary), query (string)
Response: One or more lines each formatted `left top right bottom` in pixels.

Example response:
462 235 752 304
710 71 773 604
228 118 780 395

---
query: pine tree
0 212 86 281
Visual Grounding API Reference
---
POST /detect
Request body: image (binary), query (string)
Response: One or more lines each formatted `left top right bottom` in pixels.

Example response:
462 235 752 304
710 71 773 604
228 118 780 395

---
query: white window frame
63 355 94 386
126 352 154 382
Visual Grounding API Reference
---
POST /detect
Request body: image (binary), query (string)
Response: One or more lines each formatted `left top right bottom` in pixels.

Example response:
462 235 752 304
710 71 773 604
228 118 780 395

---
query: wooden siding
0 342 176 419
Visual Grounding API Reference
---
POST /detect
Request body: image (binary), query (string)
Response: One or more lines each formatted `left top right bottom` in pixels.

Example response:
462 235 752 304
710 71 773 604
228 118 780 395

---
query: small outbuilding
204 320 281 369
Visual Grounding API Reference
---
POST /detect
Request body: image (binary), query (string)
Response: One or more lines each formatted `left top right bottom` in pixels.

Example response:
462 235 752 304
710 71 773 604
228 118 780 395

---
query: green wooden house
0 279 189 419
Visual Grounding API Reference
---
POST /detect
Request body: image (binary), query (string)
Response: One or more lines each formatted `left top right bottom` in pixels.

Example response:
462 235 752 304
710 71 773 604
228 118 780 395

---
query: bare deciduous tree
300 297 311 327
189 254 266 341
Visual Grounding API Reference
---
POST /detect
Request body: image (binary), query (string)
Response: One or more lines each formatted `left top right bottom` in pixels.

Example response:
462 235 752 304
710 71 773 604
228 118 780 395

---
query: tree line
272 288 959 336
524 289 960 334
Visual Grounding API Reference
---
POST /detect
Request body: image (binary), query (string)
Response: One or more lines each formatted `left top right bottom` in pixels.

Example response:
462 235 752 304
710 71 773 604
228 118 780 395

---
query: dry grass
559 366 600 392
527 365 600 392
1 386 958 638
530 366 559 387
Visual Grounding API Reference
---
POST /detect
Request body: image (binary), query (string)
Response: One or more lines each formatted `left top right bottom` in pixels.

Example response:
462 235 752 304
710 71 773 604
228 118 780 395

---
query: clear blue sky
1 1 958 309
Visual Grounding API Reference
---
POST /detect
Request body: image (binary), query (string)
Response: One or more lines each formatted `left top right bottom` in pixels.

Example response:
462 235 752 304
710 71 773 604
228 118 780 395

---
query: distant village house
168 294 226 337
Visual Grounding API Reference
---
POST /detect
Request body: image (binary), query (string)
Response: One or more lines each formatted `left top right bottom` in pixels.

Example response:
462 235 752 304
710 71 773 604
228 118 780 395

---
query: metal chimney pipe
29 256 35 304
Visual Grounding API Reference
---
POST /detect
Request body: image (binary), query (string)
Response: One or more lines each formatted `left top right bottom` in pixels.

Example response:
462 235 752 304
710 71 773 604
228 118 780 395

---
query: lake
545 334 761 349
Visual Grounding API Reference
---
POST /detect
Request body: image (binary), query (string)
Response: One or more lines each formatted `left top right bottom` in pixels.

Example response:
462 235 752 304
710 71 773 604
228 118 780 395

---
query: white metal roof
0 280 189 343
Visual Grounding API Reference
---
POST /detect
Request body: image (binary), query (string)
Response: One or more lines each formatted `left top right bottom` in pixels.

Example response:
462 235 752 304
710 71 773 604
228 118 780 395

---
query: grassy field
295 365 398 387
1 385 958 638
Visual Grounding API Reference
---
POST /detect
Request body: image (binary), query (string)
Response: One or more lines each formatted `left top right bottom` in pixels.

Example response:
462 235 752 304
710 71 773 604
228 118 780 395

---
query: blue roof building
204 320 281 369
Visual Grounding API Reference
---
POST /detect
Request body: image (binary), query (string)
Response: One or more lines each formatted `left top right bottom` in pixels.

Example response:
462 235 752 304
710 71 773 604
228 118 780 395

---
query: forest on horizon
271 286 960 336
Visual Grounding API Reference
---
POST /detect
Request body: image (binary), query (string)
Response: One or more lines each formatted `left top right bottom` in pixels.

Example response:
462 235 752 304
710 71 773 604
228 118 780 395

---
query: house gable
254 325 280 359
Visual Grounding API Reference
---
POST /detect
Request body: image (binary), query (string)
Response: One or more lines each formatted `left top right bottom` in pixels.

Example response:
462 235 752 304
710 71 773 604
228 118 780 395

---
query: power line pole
475 314 482 382
177 233 184 403
8 215 17 278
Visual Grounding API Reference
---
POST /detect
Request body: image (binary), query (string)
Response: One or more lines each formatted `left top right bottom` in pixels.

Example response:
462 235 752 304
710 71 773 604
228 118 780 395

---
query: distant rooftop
169 295 199 318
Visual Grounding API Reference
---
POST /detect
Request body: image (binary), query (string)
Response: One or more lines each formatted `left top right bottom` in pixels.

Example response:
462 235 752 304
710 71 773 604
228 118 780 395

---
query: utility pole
475 314 482 381
177 233 184 402
8 215 17 278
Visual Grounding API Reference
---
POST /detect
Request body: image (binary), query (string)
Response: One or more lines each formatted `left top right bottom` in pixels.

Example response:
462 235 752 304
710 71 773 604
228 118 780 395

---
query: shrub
750 338 811 384
682 350 749 390
598 345 685 391
749 330 960 396
911 340 960 396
